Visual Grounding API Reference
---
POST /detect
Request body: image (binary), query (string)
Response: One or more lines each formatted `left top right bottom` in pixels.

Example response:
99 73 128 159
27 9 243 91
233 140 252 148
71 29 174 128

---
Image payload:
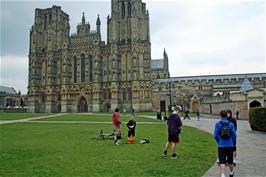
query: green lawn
0 122 217 177
38 113 161 122
0 112 53 120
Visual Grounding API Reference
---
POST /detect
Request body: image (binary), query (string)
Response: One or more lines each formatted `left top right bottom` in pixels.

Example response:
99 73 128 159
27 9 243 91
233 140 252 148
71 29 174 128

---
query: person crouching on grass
162 106 182 160
127 115 136 143
112 108 121 145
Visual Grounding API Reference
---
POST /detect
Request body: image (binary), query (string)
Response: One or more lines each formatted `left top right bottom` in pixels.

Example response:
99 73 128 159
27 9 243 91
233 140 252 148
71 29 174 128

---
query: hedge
0 108 27 113
249 107 266 132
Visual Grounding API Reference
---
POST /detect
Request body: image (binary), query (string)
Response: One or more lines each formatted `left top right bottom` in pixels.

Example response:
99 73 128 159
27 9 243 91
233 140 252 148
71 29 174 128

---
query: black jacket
227 117 237 131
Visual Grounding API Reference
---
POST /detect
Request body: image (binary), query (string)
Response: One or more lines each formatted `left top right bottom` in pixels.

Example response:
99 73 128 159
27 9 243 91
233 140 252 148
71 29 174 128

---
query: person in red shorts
112 108 121 145
162 106 182 159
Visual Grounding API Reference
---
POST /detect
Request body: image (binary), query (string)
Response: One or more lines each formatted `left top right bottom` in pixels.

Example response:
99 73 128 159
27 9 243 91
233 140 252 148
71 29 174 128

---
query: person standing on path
214 110 237 177
183 110 190 120
226 110 237 165
112 108 121 145
196 111 200 121
235 110 240 120
162 106 182 160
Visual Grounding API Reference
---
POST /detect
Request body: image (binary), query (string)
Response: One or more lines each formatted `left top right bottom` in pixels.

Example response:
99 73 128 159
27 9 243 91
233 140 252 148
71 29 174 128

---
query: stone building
28 0 160 113
27 0 266 116
153 73 266 119
0 86 27 108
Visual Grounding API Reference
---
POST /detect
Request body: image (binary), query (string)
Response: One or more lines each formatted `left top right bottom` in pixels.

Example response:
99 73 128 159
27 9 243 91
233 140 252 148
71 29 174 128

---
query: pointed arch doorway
78 96 88 112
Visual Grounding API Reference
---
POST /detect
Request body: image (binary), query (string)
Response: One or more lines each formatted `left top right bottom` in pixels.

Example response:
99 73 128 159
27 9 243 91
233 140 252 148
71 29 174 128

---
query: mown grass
39 113 161 122
0 122 217 177
0 112 53 120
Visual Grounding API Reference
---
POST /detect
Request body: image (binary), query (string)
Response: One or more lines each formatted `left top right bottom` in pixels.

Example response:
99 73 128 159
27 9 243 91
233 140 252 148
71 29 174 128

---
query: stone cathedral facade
27 0 168 113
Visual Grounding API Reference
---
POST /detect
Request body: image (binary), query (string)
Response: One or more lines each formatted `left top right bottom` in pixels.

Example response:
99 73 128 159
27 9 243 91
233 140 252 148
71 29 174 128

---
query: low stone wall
199 101 248 120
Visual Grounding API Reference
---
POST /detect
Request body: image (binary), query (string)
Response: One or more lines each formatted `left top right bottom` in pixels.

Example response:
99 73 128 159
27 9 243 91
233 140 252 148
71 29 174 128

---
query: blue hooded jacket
214 117 237 147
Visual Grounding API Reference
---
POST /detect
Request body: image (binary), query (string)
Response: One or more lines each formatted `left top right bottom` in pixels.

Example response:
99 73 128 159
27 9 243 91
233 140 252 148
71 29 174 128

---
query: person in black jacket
162 106 182 160
127 115 136 138
227 109 237 165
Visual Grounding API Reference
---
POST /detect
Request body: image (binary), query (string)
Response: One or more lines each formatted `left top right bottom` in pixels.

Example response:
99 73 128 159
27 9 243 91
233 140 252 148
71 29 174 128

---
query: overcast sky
1 0 265 94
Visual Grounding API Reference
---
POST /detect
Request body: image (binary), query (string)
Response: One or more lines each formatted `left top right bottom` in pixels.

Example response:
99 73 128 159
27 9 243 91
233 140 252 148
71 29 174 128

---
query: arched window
44 15 47 29
41 93 46 103
81 54 86 83
89 55 93 82
73 57 77 83
128 88 132 101
128 2 131 16
108 89 112 99
103 90 107 100
123 89 127 101
122 3 125 18
49 14 52 25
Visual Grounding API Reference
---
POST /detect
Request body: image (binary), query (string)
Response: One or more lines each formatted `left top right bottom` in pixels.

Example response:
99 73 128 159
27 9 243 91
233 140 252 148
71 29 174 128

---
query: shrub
249 107 266 132
3 108 27 113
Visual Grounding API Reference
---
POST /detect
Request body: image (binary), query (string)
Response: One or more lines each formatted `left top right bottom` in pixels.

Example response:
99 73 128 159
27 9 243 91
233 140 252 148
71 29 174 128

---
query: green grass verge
0 112 53 120
38 114 161 122
0 122 216 177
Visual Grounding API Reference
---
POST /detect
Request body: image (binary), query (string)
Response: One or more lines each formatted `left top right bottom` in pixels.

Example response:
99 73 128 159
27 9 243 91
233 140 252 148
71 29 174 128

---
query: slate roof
0 86 17 95
151 59 164 69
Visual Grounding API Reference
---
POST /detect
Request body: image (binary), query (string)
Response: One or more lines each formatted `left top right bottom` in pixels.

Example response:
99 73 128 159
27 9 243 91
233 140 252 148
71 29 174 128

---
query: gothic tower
107 0 152 111
28 5 70 112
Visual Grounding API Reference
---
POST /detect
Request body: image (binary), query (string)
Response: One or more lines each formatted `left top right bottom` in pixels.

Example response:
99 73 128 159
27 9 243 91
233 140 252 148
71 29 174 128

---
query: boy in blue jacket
214 110 237 177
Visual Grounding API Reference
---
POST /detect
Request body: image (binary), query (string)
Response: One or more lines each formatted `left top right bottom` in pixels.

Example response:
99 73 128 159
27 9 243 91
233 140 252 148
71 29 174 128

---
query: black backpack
219 121 231 139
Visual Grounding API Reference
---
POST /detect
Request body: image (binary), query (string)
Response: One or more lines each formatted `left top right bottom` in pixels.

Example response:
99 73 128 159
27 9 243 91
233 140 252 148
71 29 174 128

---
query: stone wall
199 101 248 120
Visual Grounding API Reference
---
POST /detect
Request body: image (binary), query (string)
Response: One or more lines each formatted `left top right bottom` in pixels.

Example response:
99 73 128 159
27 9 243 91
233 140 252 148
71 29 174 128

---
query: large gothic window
74 57 77 83
128 2 131 16
49 14 52 25
128 88 132 101
122 89 126 101
81 54 86 83
108 89 112 99
44 15 47 29
89 55 93 82
122 3 125 18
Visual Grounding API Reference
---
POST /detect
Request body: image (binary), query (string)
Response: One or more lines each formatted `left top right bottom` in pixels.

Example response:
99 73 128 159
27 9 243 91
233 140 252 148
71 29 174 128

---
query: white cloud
149 1 265 76
1 55 28 94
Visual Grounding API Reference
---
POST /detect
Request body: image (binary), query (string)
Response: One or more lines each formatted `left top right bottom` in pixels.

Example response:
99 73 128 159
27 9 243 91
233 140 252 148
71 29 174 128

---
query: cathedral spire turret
82 12 85 25
163 48 169 72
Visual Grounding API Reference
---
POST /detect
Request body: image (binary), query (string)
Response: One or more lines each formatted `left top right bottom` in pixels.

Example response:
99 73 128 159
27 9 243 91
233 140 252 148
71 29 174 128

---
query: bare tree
175 88 194 111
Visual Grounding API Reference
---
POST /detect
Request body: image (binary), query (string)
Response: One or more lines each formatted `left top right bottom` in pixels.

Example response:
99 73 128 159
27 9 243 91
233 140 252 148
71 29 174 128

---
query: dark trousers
128 129 135 137
218 147 234 164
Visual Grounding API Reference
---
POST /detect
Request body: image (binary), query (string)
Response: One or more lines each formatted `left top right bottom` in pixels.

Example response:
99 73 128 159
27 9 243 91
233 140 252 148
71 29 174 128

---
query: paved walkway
27 120 164 125
183 118 266 177
0 114 65 125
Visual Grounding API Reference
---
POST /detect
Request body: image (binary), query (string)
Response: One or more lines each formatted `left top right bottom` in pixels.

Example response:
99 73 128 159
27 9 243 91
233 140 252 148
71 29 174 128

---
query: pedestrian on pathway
196 110 200 121
226 109 237 165
183 110 190 120
214 110 237 177
162 106 182 160
112 108 121 145
235 110 240 120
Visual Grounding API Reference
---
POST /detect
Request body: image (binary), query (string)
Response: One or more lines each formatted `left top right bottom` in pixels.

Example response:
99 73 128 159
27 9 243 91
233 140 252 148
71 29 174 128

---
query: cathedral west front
27 0 266 115
27 0 168 113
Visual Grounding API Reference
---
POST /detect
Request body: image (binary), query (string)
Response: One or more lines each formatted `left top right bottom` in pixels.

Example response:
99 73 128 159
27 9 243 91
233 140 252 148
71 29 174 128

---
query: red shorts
113 124 120 129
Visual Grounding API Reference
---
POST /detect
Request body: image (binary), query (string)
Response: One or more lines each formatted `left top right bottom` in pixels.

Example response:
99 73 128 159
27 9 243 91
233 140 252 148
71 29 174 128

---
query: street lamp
168 77 172 109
